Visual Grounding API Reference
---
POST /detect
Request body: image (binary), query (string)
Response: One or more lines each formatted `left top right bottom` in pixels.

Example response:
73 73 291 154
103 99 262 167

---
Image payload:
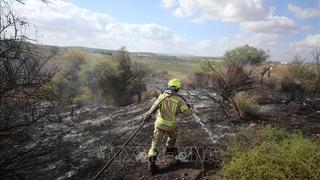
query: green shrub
54 50 88 106
53 50 107 107
223 45 269 65
95 47 146 106
73 87 92 106
219 127 320 179
62 50 86 84
51 74 77 105
160 69 168 75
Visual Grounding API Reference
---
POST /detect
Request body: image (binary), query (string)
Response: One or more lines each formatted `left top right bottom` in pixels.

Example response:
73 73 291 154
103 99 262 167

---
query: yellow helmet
168 78 181 89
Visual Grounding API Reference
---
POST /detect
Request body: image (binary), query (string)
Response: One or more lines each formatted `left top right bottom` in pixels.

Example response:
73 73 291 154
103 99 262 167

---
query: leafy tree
129 62 147 102
50 50 88 116
62 50 86 84
78 61 99 101
223 45 269 65
51 74 77 112
51 75 76 99
96 47 146 106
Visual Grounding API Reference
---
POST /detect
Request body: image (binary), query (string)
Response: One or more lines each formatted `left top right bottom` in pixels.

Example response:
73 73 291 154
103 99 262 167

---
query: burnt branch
205 59 258 119
260 66 272 88
0 1 58 132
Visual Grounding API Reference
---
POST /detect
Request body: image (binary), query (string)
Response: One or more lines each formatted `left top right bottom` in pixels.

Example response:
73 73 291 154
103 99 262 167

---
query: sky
14 0 320 61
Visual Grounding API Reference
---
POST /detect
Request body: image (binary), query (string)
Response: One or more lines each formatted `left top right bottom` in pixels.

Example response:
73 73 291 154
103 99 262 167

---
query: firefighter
144 78 193 173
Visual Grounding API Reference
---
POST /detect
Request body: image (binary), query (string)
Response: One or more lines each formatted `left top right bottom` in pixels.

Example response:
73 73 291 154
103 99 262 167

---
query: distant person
144 78 193 173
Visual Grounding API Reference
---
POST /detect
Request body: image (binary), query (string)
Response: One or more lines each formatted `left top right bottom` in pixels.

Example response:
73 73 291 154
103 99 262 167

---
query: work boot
148 156 159 173
148 161 159 173
165 147 179 156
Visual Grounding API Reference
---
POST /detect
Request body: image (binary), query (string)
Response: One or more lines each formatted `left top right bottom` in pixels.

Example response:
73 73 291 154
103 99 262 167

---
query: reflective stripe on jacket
146 91 192 131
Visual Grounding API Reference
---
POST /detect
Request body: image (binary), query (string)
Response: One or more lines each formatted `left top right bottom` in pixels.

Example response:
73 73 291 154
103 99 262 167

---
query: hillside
2 0 320 179
1 75 319 179
2 44 320 180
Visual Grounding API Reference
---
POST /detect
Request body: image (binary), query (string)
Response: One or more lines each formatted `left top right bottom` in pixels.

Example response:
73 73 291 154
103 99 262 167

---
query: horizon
37 43 302 63
15 0 320 61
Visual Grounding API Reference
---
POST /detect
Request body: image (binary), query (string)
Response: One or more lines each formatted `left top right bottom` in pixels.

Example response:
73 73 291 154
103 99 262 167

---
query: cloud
13 0 319 61
288 34 320 52
219 33 279 52
164 0 270 22
15 0 191 54
240 16 298 34
190 39 218 56
160 0 177 8
218 33 320 61
288 4 320 19
162 0 300 35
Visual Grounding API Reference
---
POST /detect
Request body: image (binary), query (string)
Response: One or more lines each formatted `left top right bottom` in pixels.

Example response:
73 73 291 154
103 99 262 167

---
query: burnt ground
255 89 320 137
0 89 233 180
0 88 319 180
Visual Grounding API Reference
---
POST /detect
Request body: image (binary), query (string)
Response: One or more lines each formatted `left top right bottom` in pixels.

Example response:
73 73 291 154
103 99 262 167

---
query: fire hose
93 120 147 180
93 94 191 179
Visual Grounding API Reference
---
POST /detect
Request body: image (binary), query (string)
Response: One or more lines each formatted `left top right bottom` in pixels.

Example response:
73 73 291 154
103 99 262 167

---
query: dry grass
268 64 291 90
235 92 260 119
168 71 193 89
264 64 317 93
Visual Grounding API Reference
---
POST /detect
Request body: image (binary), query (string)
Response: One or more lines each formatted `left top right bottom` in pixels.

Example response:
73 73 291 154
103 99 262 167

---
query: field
1 44 319 179
1 0 320 179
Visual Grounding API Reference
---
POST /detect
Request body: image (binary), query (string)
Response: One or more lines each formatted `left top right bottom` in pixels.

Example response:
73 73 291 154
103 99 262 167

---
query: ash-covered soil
1 88 319 180
0 89 236 180
255 89 320 136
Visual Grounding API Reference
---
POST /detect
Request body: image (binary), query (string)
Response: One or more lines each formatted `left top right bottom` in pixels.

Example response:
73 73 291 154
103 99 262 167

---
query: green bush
95 47 146 106
51 74 77 105
219 127 320 179
73 87 92 106
53 50 91 106
160 69 168 75
52 49 109 108
223 45 269 65
62 50 86 84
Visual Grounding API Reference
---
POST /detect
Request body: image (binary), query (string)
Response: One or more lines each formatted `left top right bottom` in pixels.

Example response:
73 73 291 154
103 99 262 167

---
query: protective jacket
146 89 192 131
